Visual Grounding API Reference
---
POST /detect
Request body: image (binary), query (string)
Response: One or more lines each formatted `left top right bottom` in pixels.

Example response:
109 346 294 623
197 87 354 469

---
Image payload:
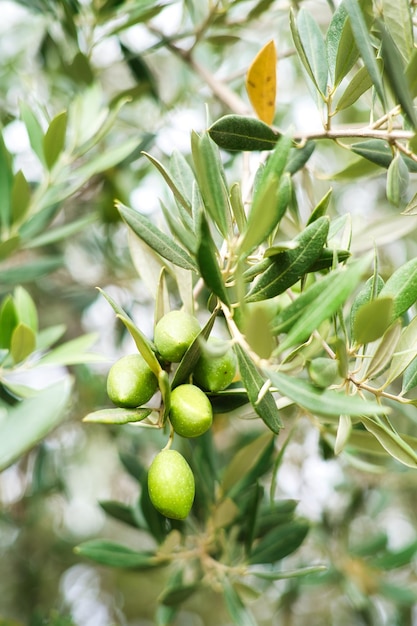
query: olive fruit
154 310 200 363
193 337 237 392
169 384 213 438
148 449 195 519
107 353 158 408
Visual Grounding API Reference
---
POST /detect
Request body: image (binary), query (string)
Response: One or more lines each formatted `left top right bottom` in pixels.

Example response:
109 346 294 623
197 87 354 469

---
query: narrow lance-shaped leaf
0 379 72 472
97 287 162 377
379 258 417 321
208 115 280 152
234 343 282 434
326 2 348 85
248 520 310 564
0 133 13 230
75 540 164 569
335 64 375 112
381 0 413 65
191 131 231 239
352 297 394 345
239 170 291 258
360 415 417 469
334 10 360 87
143 151 192 214
379 21 417 129
117 202 197 272
223 578 258 626
344 0 385 107
20 102 45 165
10 323 36 363
246 40 277 125
267 370 388 418
383 316 417 388
83 408 152 425
246 216 329 302
296 8 328 97
196 214 230 304
351 140 417 173
43 110 68 170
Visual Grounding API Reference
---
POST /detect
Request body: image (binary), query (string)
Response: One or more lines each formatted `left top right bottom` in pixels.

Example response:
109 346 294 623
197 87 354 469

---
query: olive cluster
106 310 237 520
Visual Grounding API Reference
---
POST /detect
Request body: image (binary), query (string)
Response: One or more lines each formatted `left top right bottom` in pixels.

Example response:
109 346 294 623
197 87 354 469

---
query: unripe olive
107 353 158 408
169 384 213 438
154 310 201 363
193 337 237 392
148 449 195 520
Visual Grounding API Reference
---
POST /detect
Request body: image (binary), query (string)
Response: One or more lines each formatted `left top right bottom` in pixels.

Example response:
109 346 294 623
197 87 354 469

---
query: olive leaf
208 115 280 152
234 343 282 434
246 216 329 302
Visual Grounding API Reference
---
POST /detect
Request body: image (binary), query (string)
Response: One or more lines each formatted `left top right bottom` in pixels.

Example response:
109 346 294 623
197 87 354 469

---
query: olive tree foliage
3 0 417 624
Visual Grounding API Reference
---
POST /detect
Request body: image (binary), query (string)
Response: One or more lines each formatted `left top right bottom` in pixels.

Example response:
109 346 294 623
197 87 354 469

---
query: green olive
154 310 200 363
169 384 213 438
193 337 237 392
107 353 158 408
147 449 195 520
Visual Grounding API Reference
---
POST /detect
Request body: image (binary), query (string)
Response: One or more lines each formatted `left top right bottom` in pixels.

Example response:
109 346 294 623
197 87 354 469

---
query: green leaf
117 202 197 272
363 320 402 381
384 316 417 388
27 213 98 248
160 583 200 607
10 323 36 364
99 501 141 529
11 170 31 226
0 379 72 472
171 310 217 388
0 132 13 230
352 140 417 173
379 258 417 321
83 408 152 425
306 188 333 225
208 115 279 152
326 3 350 85
372 540 417 571
0 257 64 285
402 356 417 394
360 415 417 468
98 287 162 377
352 297 394 345
13 286 38 333
350 274 385 337
221 431 275 495
223 578 257 626
250 565 326 580
0 295 18 349
249 520 309 564
335 64 374 112
334 9 360 87
43 111 68 170
381 0 413 63
344 0 385 106
234 344 282 434
20 102 45 165
196 215 230 304
246 217 329 302
296 8 328 97
286 141 316 174
38 333 101 366
191 131 232 239
143 151 192 214
75 540 163 569
267 370 388 417
379 22 417 128
239 134 292 257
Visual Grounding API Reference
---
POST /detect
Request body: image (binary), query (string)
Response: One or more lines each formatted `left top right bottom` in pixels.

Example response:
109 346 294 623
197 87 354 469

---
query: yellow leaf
246 40 277 125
